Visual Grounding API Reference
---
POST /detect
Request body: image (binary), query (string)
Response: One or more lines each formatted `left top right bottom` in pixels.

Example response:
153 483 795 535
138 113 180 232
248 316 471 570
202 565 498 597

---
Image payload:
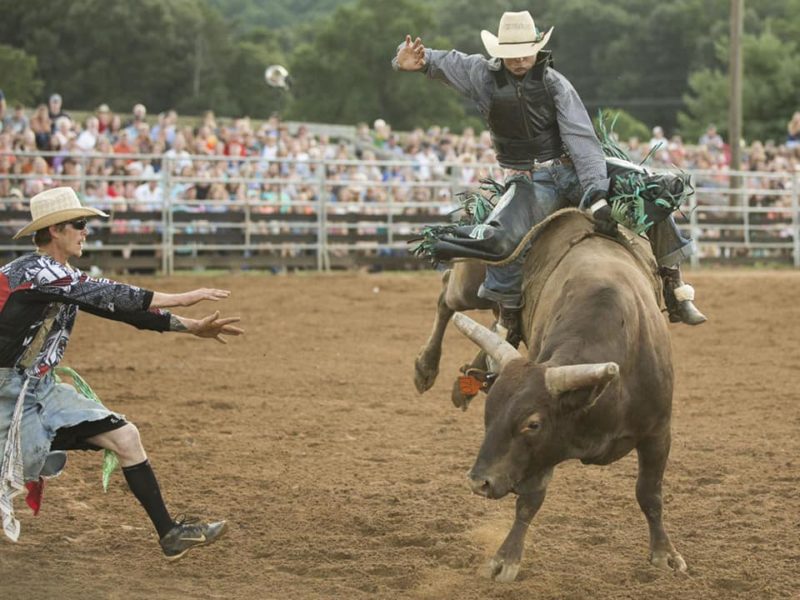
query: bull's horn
545 362 619 396
452 313 523 373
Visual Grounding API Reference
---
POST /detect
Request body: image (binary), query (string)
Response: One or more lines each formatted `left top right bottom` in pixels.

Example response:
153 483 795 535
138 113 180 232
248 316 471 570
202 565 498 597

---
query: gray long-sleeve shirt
393 47 609 197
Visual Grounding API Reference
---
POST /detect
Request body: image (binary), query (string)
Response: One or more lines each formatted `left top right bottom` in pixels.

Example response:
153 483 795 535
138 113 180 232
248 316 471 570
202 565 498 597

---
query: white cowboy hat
265 64 290 89
481 11 553 59
13 187 108 239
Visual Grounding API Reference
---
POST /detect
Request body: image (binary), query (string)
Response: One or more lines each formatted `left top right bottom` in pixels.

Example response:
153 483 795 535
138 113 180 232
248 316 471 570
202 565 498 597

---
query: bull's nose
467 471 492 497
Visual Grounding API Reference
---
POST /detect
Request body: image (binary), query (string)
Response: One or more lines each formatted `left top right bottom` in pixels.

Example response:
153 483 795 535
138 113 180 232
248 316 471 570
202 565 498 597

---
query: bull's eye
525 421 541 432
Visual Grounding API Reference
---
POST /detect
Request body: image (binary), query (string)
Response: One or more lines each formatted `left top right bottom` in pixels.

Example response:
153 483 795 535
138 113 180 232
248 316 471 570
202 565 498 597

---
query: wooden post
728 0 743 207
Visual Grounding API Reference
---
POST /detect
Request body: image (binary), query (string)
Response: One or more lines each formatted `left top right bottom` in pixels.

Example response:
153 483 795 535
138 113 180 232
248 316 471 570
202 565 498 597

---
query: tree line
0 0 798 142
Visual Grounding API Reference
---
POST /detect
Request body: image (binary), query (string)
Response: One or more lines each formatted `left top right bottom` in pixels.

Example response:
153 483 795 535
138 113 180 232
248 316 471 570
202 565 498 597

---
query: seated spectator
164 133 193 174
648 126 670 163
107 113 123 143
23 156 53 196
4 104 29 136
668 135 687 168
786 112 800 149
92 104 111 133
124 103 148 139
699 124 724 151
76 115 100 152
134 177 163 211
52 115 74 148
14 129 37 153
60 157 81 191
29 104 51 151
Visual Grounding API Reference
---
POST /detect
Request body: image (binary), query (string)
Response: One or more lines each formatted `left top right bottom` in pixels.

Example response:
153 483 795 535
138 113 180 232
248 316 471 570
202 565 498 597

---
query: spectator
698 124 725 156
47 93 69 132
134 177 164 211
52 116 74 148
4 104 29 136
113 129 135 157
648 126 670 163
96 103 112 134
786 112 800 149
107 113 123 142
76 116 100 152
23 156 53 196
29 104 52 151
0 89 6 132
164 132 193 174
124 103 147 139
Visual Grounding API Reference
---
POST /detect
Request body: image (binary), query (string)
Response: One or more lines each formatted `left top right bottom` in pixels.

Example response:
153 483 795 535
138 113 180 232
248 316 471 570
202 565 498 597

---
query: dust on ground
1 270 799 599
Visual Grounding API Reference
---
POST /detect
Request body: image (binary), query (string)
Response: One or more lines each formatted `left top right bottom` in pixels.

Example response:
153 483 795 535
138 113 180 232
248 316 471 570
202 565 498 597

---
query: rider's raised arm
393 40 494 112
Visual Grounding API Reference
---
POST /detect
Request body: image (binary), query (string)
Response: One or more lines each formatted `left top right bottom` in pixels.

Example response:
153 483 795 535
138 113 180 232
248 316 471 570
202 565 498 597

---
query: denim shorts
0 368 124 481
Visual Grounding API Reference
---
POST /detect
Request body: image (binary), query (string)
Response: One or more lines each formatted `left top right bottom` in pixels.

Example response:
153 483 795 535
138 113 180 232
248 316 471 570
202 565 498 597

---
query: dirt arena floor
1 269 799 599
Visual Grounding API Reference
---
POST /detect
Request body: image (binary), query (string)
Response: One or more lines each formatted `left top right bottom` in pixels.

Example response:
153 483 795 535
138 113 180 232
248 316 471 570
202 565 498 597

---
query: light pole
729 0 743 206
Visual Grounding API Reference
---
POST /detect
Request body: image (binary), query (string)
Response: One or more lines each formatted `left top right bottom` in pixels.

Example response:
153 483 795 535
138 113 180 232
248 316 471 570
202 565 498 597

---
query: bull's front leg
636 434 687 572
414 270 456 393
450 350 488 411
483 470 551 583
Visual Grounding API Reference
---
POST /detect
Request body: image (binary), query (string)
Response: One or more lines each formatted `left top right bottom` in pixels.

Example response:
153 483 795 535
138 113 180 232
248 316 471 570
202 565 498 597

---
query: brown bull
449 209 686 582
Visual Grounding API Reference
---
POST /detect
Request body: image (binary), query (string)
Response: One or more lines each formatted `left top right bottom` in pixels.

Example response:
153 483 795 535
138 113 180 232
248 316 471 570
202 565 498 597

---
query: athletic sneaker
160 516 227 561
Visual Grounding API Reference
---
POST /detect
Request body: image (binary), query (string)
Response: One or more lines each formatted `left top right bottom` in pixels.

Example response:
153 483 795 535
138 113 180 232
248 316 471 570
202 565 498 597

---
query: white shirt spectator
134 181 164 211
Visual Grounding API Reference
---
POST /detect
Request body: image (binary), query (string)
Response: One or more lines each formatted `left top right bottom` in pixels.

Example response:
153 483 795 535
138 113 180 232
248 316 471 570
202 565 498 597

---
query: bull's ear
545 363 619 411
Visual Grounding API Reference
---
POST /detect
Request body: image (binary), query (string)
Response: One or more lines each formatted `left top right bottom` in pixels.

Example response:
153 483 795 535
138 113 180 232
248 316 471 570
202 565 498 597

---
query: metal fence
1 151 798 272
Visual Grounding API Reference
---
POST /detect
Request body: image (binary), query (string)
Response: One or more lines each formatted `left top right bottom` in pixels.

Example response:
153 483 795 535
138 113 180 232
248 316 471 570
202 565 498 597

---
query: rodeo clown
0 187 243 559
394 10 706 346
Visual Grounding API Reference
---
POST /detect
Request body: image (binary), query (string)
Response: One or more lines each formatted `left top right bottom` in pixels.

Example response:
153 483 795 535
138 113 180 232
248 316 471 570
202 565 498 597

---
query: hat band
498 29 545 45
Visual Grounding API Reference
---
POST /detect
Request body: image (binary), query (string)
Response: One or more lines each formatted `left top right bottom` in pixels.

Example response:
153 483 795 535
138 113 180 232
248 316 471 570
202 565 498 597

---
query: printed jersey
0 253 171 376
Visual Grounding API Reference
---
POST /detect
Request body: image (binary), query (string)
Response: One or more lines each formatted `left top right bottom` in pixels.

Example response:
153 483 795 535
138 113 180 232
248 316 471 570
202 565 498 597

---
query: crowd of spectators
0 92 799 262
1 93 799 208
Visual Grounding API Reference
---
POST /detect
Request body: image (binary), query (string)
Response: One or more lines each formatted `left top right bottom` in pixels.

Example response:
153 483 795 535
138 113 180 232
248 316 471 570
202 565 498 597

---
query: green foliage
0 0 798 138
286 0 468 129
0 44 42 104
678 31 800 142
207 0 353 32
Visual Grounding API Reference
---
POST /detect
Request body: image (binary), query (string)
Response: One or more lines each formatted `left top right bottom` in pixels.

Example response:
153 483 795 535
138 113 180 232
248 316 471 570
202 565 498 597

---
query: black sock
122 460 174 538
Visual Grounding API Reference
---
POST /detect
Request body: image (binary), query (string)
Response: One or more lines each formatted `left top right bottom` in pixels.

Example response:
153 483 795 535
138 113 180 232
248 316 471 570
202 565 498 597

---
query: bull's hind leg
483 471 551 583
414 270 456 393
636 434 687 572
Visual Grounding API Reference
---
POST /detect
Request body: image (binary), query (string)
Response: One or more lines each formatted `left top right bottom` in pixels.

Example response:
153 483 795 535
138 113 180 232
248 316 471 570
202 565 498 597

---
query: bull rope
510 211 662 338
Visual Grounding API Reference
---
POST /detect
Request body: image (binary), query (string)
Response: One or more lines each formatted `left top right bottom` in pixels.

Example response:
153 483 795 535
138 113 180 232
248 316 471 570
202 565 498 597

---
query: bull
427 208 687 581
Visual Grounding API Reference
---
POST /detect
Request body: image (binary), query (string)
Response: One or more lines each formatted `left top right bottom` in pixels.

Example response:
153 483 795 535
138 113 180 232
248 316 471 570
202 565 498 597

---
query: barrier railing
1 151 798 272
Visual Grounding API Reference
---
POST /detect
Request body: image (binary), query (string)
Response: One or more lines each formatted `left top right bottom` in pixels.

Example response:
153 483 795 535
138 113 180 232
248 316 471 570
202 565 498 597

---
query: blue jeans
478 163 582 308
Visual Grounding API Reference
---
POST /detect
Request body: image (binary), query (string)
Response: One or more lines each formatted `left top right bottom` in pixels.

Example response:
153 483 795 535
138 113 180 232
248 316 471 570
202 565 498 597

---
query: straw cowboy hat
13 187 108 239
481 11 553 59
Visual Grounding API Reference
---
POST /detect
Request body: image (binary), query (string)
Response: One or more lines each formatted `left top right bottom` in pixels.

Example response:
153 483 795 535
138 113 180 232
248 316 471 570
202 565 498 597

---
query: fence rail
1 152 798 272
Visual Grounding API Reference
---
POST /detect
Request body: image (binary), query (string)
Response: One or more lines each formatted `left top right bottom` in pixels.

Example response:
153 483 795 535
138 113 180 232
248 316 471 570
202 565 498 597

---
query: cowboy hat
13 187 108 239
265 65 291 89
481 11 553 59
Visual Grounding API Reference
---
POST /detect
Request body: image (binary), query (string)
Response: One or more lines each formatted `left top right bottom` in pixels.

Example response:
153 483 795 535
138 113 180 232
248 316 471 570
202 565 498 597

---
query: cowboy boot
414 174 536 263
660 266 707 325
497 305 524 349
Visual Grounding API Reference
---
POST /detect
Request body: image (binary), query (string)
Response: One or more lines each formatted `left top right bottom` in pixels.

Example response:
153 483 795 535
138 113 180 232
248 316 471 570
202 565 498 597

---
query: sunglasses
66 218 88 230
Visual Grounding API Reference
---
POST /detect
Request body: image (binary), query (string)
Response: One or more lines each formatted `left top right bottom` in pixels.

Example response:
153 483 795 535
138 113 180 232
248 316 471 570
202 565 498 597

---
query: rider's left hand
592 201 618 237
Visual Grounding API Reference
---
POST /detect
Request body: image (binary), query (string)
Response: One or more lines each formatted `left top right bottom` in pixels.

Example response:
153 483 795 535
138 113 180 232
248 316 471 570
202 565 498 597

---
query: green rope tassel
596 110 690 233
407 177 502 265
54 367 119 491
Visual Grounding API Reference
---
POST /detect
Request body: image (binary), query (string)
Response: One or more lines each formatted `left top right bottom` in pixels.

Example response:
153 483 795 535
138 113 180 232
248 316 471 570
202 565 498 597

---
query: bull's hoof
482 556 520 583
413 356 439 394
450 378 476 411
650 549 688 572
